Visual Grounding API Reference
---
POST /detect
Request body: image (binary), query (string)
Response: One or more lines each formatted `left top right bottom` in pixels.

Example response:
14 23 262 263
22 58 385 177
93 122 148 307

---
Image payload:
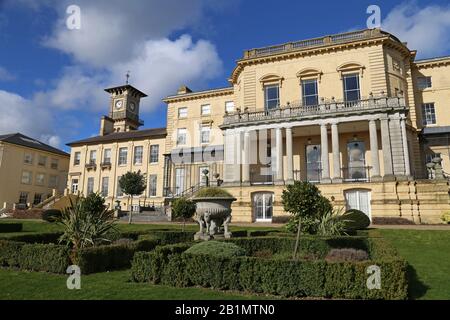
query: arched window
344 189 371 220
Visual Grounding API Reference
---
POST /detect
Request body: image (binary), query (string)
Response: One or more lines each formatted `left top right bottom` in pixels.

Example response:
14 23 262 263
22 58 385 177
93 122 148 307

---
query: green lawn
379 229 450 300
1 220 449 299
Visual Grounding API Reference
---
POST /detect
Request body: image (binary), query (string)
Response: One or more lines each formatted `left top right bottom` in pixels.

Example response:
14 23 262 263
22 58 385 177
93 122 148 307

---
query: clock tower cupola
103 83 147 133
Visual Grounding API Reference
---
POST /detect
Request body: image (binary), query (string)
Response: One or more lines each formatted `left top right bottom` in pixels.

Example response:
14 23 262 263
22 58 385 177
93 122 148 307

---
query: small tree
171 197 196 232
118 170 146 224
281 181 332 259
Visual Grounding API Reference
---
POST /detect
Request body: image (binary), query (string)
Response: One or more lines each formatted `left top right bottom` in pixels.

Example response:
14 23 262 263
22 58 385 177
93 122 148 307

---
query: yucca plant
57 193 119 252
316 209 348 236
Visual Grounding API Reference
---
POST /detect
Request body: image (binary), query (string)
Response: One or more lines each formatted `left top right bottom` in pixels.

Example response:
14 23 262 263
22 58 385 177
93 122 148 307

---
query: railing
244 29 382 59
223 96 406 126
342 166 372 182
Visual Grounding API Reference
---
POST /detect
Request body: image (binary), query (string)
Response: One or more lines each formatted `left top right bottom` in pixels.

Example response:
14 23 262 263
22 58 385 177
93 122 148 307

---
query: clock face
129 102 136 112
115 99 123 109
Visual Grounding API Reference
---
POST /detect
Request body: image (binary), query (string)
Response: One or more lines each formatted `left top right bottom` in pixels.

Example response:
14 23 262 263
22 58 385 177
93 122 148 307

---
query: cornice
163 87 234 104
414 56 450 69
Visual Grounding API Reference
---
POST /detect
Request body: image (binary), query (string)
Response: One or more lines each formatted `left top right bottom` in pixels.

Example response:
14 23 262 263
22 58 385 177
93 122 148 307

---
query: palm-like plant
316 209 348 236
58 193 119 251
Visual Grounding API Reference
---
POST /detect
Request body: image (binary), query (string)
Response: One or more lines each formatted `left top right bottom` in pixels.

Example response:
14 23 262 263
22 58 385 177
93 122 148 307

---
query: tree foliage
171 197 196 231
118 170 147 197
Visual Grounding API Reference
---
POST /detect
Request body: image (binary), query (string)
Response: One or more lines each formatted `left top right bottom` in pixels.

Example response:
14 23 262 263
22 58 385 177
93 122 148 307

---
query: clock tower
103 84 147 133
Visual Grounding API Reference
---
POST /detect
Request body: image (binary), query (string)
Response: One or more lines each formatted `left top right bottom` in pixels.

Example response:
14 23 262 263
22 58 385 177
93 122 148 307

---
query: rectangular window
38 155 47 167
417 76 432 90
89 150 97 165
201 104 211 116
71 179 79 194
177 128 187 145
225 101 235 113
24 153 33 165
133 146 143 165
264 85 280 110
36 173 45 186
49 175 58 188
50 158 59 170
301 79 319 106
101 177 109 197
178 107 188 118
18 192 28 204
117 177 124 197
200 125 211 144
33 193 44 205
103 149 111 164
118 148 128 165
87 177 94 195
149 174 157 197
74 152 81 165
343 73 361 102
150 145 159 163
422 103 436 125
21 171 32 184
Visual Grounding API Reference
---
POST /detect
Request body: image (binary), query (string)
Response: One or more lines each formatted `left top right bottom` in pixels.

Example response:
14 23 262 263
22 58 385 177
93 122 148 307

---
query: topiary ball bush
42 209 62 223
185 241 246 258
340 209 370 231
194 187 233 198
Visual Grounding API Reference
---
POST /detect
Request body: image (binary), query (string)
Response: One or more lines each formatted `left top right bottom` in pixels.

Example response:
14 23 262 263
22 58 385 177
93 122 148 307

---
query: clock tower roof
104 84 148 98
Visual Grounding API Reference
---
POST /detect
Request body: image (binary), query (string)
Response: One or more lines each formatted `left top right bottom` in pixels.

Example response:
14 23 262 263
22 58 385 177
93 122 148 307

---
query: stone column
320 124 331 183
275 127 284 184
400 117 411 177
380 117 394 180
242 131 251 185
369 119 381 179
235 131 242 184
286 127 294 183
331 123 342 182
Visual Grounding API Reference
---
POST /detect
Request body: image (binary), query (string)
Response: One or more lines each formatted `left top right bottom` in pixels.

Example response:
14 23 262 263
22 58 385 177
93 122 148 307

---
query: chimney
177 85 193 95
100 116 114 136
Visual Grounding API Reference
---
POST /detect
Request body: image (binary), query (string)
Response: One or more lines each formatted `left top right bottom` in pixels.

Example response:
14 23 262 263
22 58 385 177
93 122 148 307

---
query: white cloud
0 90 61 147
0 66 15 81
383 2 450 58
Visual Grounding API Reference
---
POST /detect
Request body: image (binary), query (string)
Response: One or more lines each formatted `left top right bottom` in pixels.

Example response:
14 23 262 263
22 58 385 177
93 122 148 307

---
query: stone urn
192 196 236 240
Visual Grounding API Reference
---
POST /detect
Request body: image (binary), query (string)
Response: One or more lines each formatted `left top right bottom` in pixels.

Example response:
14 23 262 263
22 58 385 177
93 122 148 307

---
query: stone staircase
119 207 169 223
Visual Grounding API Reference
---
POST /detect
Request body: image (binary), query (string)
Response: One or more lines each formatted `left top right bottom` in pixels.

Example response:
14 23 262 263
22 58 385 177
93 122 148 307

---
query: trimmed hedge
1 232 63 244
76 238 158 274
0 240 70 273
138 231 196 245
0 223 23 233
131 237 408 299
185 241 246 258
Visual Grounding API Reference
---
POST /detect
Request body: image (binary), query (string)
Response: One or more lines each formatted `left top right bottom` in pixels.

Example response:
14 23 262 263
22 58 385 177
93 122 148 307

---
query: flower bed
130 236 408 300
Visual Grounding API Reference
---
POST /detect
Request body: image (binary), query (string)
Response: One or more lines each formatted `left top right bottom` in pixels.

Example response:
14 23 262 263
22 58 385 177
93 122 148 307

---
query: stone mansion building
67 28 450 224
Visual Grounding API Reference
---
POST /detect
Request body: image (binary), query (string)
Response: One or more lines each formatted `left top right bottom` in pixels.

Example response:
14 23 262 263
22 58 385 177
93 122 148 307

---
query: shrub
185 241 246 258
372 217 416 225
282 181 332 234
339 210 371 231
325 248 369 262
18 243 70 273
0 222 23 233
194 187 233 198
42 209 62 223
138 231 195 245
316 210 347 236
0 240 24 267
119 171 147 224
10 209 43 219
171 198 196 231
3 232 63 244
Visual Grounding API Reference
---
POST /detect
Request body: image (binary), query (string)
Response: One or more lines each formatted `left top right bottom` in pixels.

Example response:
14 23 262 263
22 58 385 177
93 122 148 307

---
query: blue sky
1 0 450 152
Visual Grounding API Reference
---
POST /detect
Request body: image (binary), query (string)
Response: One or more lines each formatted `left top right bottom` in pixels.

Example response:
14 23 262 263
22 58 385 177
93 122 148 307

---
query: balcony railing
342 166 372 182
223 96 406 126
244 29 383 59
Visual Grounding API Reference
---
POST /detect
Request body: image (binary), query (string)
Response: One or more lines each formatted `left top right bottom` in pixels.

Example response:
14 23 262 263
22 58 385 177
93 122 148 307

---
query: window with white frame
177 128 187 145
117 177 124 197
422 103 436 125
118 148 128 165
21 171 32 184
225 101 235 113
24 153 33 165
178 107 188 118
101 177 109 197
18 192 28 204
264 84 280 110
33 193 44 205
38 155 47 167
133 146 143 165
103 149 111 164
343 73 361 102
200 125 211 144
50 158 59 170
87 177 94 195
89 150 97 165
149 174 157 197
74 152 81 165
36 173 45 186
417 76 432 90
49 175 58 188
201 104 211 116
301 79 319 106
150 145 159 163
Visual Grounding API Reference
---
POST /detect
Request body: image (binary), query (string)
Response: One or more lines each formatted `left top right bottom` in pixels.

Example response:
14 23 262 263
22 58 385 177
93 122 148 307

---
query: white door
175 168 185 195
71 179 79 194
306 144 321 182
345 189 371 220
253 193 273 222
199 166 208 186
